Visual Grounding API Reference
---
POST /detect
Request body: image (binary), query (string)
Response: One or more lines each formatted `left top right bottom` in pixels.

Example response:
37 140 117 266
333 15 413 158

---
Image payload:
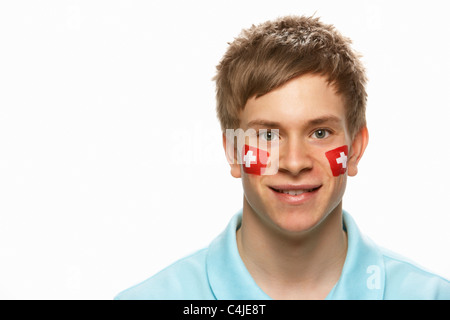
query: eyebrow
246 115 343 129
307 115 342 126
246 120 281 128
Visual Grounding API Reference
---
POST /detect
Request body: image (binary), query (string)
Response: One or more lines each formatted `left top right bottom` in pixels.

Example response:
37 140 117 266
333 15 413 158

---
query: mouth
269 185 322 195
268 184 322 204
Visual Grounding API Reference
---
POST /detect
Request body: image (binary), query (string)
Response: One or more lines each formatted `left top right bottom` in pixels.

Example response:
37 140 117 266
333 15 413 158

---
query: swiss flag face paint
325 145 348 177
242 144 270 176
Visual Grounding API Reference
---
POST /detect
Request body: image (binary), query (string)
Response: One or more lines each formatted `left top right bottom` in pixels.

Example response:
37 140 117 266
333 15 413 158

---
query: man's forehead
240 76 346 129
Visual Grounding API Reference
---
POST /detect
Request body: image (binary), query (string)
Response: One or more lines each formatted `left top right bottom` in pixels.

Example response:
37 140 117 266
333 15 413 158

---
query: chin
269 208 326 234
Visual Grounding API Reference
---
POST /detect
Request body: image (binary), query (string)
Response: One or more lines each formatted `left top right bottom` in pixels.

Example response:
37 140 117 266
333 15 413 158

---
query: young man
115 15 450 300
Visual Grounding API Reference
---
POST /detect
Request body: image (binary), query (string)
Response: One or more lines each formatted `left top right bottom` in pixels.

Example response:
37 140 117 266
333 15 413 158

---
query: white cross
336 152 347 168
243 150 257 167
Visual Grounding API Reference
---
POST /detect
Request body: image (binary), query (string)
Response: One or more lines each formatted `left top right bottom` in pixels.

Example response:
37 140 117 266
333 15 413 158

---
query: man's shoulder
380 247 450 299
114 247 215 300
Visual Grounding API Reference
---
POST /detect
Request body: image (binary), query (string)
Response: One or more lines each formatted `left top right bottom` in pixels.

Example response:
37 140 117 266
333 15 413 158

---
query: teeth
279 189 313 195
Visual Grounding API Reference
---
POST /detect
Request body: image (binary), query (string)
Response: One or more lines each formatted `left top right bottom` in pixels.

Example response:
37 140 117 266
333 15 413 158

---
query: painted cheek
325 145 348 177
241 144 270 176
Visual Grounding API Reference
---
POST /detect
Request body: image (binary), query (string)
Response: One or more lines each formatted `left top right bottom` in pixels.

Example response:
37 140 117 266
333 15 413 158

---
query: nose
278 137 313 176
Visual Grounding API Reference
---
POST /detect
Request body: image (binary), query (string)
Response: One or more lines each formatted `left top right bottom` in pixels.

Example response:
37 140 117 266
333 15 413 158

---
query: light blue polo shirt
115 210 450 300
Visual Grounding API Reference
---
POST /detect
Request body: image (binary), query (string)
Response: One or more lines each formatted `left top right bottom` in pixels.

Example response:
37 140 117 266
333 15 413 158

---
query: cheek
241 144 270 176
320 147 349 207
309 146 348 200
241 174 267 211
325 145 349 177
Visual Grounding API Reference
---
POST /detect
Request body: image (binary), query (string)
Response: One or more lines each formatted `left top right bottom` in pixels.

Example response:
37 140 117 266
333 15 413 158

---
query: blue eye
313 129 330 139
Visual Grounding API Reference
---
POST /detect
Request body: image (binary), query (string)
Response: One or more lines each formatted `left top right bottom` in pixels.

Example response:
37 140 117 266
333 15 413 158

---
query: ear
222 133 242 178
347 126 369 177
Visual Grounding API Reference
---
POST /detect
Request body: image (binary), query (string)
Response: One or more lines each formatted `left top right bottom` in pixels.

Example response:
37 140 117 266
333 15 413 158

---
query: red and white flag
241 144 270 176
325 145 348 177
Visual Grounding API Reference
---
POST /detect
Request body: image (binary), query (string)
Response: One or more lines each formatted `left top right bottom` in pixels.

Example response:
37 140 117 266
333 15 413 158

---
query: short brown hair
214 15 367 139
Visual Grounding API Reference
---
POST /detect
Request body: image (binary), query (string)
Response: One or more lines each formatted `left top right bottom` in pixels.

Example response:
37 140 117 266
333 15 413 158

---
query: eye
258 129 279 142
312 129 330 139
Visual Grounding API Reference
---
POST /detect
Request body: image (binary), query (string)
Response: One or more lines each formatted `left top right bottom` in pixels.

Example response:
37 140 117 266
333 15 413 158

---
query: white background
0 0 449 299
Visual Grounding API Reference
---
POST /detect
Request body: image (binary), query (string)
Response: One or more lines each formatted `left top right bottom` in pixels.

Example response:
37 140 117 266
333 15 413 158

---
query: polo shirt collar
206 209 385 300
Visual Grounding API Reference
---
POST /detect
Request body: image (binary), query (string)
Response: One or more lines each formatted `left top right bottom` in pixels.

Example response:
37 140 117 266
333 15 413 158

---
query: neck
237 200 348 300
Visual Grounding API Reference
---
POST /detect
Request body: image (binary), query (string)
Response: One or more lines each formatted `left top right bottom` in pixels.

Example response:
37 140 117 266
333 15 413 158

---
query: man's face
234 74 355 234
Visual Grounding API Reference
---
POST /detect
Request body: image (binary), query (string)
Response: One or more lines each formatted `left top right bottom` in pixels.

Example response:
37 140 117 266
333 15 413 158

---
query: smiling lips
268 185 322 205
270 184 322 196
269 184 322 195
